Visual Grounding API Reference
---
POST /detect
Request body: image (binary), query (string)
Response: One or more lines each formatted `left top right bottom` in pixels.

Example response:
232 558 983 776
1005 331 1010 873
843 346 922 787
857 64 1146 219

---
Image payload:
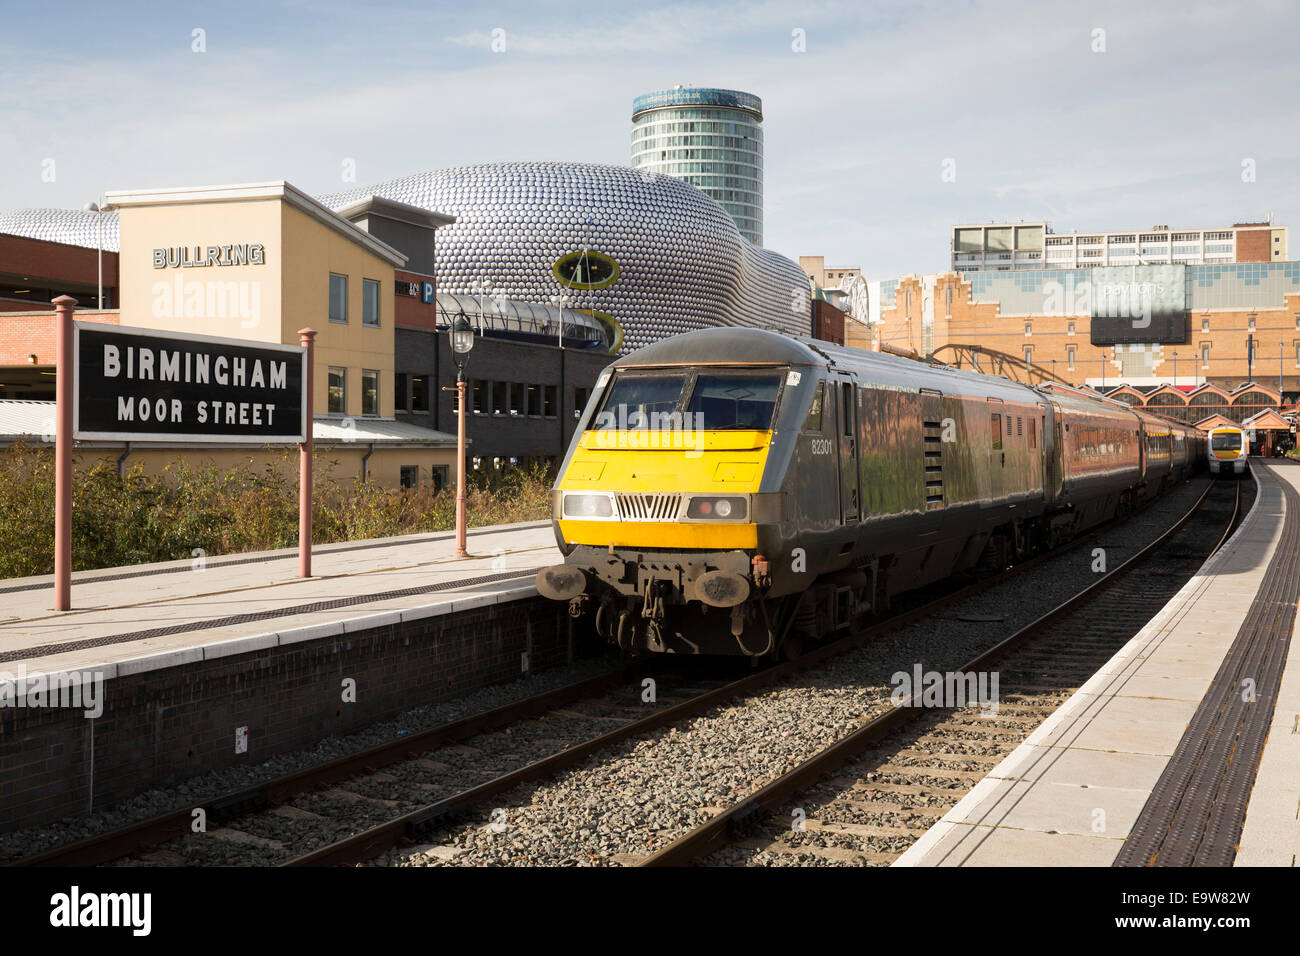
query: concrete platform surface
0 521 560 683
895 461 1298 867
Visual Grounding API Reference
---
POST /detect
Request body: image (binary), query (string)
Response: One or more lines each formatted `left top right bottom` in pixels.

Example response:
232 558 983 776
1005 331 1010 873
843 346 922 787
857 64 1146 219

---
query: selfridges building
0 162 810 354
324 162 808 353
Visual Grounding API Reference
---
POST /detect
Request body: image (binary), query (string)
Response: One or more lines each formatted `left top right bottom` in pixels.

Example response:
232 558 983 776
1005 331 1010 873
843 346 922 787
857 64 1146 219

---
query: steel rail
283 480 1213 867
638 478 1232 866
14 663 645 867
13 478 1213 869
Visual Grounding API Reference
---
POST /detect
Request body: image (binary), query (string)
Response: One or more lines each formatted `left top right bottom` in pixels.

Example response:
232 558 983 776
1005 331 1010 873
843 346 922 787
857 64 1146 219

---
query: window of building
945 286 953 318
400 465 419 490
329 274 348 323
361 370 379 416
1202 316 1210 333
574 386 589 419
472 381 488 414
1023 346 1033 366
526 384 542 417
1201 344 1210 368
362 278 380 326
509 383 526 416
328 367 346 414
1024 322 1032 336
544 385 557 417
1294 341 1300 368
1248 315 1257 331
394 372 409 412
1067 321 1075 336
412 375 430 412
492 381 508 415
1067 345 1076 371
432 465 449 493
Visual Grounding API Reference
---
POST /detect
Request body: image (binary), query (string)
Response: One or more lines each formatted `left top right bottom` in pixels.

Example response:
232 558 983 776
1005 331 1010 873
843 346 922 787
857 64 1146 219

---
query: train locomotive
536 328 1205 657
1207 425 1249 476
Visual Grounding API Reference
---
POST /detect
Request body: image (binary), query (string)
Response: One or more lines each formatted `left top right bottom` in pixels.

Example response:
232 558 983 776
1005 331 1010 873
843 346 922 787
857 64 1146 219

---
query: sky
1 0 1297 279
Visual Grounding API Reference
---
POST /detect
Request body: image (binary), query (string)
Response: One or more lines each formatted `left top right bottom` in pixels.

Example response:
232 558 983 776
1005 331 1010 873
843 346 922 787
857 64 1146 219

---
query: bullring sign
73 322 307 443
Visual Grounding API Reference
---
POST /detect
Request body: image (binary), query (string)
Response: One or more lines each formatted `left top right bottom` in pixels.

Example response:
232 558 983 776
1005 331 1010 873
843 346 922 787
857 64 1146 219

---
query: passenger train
536 328 1206 657
1207 425 1249 476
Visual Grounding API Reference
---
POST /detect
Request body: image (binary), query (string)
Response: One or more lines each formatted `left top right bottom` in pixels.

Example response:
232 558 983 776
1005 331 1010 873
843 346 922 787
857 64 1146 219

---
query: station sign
73 322 307 443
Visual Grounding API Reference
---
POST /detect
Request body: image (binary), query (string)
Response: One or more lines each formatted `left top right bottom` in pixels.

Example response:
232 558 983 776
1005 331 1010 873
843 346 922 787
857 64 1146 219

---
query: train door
1137 419 1147 483
1038 402 1055 506
835 378 860 524
987 398 1005 503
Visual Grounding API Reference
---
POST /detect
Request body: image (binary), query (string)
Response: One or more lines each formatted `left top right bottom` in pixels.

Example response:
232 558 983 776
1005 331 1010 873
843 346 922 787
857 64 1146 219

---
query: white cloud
0 0 1296 280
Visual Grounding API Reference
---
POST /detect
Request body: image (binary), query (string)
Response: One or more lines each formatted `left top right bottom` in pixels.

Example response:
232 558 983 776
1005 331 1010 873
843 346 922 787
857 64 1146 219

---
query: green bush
0 442 554 579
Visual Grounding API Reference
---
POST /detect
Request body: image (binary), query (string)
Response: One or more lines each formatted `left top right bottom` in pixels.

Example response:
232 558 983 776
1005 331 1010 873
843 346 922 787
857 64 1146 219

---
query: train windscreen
591 373 683 429
592 368 783 430
1211 432 1242 451
685 372 782 430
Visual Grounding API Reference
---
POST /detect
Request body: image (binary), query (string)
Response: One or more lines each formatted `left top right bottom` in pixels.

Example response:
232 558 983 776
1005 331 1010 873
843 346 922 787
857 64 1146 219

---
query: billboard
1089 264 1187 345
73 322 308 443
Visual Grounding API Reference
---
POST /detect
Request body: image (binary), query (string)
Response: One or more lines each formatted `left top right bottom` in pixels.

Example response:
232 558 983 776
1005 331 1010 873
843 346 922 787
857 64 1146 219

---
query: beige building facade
86 182 459 487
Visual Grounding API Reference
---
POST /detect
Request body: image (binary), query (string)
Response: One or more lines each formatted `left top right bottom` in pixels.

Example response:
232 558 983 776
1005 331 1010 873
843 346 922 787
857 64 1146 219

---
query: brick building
849 264 1300 421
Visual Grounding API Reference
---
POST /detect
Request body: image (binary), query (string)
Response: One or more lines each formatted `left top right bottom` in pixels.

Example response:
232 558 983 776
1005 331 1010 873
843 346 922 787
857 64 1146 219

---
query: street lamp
82 201 112 310
450 313 475 558
470 278 492 333
1173 349 1178 386
549 292 571 348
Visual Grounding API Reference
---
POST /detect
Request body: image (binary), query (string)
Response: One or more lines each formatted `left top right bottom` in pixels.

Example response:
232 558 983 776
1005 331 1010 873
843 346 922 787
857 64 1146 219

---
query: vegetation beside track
0 441 553 577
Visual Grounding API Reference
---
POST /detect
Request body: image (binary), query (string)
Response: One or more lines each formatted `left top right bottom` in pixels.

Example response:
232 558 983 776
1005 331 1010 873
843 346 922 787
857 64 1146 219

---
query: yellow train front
1207 425 1249 476
537 328 800 656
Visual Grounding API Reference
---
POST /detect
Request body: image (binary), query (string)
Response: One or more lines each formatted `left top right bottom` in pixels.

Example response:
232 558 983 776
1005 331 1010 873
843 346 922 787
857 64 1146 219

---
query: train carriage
537 328 1203 657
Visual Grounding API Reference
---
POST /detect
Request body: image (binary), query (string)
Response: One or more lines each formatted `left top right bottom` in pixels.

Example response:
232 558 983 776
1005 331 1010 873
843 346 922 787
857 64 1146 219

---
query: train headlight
562 493 613 518
687 496 747 520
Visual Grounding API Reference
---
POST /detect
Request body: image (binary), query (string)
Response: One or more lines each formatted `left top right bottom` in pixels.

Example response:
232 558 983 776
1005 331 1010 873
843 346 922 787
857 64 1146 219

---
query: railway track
647 477 1245 866
11 476 1226 868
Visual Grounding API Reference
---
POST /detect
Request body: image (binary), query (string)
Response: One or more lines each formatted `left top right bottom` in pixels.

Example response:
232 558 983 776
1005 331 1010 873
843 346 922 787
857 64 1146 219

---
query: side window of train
1029 418 1037 449
991 414 1003 450
840 383 853 437
804 382 823 432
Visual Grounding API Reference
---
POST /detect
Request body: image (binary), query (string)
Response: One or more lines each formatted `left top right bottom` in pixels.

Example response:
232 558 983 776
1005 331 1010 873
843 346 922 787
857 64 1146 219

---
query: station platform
0 520 559 682
895 460 1300 867
0 520 579 831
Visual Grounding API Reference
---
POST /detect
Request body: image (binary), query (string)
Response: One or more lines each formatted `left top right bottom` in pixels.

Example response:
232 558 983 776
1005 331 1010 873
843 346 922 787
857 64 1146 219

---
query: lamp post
450 314 475 558
1173 349 1178 387
82 201 112 310
470 278 491 333
549 292 571 348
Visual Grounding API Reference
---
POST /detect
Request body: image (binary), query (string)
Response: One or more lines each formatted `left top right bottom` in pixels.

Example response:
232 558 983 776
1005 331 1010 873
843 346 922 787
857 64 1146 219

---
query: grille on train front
615 493 683 521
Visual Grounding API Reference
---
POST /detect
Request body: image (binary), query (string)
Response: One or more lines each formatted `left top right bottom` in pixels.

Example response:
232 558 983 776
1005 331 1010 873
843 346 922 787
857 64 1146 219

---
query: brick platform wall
0 596 600 833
